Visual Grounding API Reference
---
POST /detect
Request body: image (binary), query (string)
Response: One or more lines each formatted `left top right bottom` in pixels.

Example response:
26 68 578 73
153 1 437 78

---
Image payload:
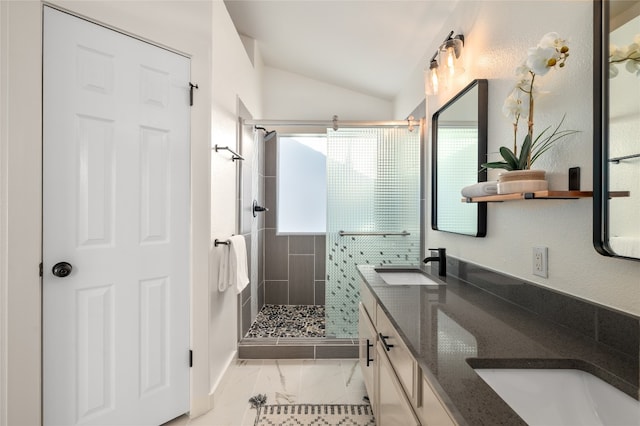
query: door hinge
189 82 199 106
39 262 43 277
189 349 193 367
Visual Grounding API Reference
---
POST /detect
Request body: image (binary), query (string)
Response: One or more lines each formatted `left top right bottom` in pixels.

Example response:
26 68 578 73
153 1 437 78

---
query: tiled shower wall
263 134 327 307
238 124 328 339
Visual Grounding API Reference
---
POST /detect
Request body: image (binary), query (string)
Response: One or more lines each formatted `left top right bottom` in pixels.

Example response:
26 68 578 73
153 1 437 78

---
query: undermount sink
374 269 444 286
474 368 640 426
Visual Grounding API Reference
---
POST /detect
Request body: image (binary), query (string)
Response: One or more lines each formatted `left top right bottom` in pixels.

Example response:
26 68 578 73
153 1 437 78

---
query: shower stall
236 117 423 357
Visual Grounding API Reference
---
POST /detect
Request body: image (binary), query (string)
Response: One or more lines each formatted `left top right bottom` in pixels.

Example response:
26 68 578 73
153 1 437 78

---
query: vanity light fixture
424 31 465 96
440 32 465 79
425 54 440 96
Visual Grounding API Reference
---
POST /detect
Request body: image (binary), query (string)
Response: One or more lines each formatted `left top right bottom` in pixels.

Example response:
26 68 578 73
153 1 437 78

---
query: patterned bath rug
254 403 375 426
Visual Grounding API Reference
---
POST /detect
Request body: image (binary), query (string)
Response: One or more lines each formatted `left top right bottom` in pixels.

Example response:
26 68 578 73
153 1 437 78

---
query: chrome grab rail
338 230 410 237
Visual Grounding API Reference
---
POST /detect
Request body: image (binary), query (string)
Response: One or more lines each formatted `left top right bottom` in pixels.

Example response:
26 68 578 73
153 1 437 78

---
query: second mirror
431 79 488 237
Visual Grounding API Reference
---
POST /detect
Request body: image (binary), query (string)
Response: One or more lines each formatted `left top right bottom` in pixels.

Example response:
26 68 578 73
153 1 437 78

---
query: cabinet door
359 303 376 400
358 304 377 396
417 374 456 426
376 304 416 401
377 342 421 426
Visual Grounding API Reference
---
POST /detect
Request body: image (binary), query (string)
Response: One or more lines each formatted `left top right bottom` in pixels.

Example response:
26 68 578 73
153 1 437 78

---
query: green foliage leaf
518 134 532 169
479 114 580 174
480 161 513 171
499 147 519 169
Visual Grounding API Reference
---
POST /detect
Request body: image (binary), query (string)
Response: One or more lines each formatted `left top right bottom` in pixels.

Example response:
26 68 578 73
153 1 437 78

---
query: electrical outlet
533 246 548 278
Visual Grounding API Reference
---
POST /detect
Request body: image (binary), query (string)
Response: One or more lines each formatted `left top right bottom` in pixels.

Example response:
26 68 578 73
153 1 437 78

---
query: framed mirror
432 79 488 237
594 0 640 261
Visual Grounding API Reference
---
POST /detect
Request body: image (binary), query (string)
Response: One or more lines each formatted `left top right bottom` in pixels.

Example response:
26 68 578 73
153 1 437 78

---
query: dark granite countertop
357 264 639 426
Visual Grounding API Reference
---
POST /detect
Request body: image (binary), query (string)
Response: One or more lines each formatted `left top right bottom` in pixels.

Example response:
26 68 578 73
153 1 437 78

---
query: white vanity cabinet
359 280 457 426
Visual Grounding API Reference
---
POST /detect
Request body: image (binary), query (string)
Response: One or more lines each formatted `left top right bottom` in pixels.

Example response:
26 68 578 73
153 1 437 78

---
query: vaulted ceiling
224 1 459 101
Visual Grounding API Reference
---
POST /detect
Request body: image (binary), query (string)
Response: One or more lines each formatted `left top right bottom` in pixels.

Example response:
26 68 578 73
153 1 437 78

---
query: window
277 135 327 234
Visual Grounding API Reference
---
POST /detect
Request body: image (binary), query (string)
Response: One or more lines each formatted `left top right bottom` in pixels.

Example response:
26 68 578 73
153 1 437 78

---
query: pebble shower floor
245 304 326 338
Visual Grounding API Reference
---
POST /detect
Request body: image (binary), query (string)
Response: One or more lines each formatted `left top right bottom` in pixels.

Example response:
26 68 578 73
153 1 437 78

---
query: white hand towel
228 235 250 294
216 239 230 292
461 181 498 198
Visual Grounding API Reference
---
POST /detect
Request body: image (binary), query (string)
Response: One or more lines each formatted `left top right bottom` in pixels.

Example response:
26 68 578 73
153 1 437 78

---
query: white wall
0 1 261 424
397 1 640 316
263 66 393 120
2 3 49 424
0 2 6 420
209 0 262 401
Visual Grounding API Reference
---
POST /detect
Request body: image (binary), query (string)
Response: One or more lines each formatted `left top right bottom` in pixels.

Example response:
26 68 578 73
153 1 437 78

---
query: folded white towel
216 235 250 293
229 235 250 294
216 239 230 292
461 181 498 198
609 236 640 258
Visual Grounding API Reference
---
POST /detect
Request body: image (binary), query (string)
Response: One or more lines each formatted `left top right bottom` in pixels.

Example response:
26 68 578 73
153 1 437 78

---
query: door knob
52 262 73 278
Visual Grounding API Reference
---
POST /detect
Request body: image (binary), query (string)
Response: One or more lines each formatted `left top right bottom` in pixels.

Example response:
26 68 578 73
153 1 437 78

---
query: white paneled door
43 7 190 426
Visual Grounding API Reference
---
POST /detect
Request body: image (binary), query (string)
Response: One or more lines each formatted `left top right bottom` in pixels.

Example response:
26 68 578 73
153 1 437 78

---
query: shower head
255 126 276 141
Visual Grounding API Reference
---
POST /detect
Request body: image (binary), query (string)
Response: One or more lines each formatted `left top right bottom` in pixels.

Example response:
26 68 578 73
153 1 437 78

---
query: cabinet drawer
376 304 416 401
359 280 376 323
417 373 456 426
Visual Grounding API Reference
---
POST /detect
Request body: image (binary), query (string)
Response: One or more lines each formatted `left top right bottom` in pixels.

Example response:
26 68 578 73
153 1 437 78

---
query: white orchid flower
610 44 624 61
526 46 559 76
504 86 531 118
515 63 531 78
538 32 565 50
625 57 640 75
628 42 640 59
610 63 620 78
491 32 576 171
609 35 640 78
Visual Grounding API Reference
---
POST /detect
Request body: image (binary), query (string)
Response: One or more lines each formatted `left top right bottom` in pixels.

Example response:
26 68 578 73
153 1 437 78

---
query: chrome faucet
423 248 446 277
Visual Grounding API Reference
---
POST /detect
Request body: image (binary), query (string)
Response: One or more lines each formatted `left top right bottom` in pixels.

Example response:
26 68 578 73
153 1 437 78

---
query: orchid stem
527 73 536 169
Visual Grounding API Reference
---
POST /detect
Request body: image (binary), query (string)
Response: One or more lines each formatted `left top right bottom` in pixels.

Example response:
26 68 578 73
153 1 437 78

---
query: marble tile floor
244 304 326 338
164 359 369 426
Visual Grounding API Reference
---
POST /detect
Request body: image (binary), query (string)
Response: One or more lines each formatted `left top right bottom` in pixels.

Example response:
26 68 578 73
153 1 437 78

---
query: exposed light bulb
430 67 439 94
425 59 439 96
441 36 464 78
446 47 456 75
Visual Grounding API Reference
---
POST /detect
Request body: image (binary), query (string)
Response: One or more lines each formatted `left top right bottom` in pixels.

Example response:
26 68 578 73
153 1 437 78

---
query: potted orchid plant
610 34 640 78
482 33 579 173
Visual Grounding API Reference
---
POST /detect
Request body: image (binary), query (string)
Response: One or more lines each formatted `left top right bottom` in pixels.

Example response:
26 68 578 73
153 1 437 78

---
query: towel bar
338 230 410 237
214 144 244 161
610 153 640 164
214 239 230 247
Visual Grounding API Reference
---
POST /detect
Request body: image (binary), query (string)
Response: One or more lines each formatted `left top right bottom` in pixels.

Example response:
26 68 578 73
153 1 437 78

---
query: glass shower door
325 127 421 338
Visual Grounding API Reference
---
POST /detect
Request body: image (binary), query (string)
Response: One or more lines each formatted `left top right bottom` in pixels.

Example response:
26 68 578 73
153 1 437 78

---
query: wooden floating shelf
463 190 630 203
